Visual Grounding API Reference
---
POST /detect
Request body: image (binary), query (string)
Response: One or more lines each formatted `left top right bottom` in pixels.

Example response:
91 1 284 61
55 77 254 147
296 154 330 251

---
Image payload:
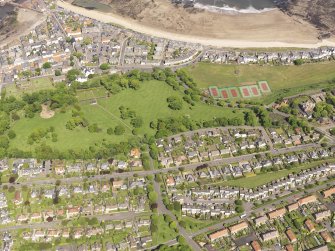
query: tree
88 123 101 133
130 117 143 128
293 59 304 65
42 62 52 69
173 201 181 212
244 111 257 126
66 69 81 82
128 79 141 90
55 69 62 76
7 130 16 139
99 63 110 71
114 125 125 135
169 221 177 230
0 136 9 149
107 128 114 135
82 37 92 45
0 112 10 135
148 191 158 203
167 96 183 110
235 205 244 213
235 199 243 206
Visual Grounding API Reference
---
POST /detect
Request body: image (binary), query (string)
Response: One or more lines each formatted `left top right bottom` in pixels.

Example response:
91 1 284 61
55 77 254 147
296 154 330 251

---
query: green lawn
152 214 178 245
9 80 244 152
97 80 244 135
180 216 220 233
221 159 334 189
186 62 335 103
4 77 55 97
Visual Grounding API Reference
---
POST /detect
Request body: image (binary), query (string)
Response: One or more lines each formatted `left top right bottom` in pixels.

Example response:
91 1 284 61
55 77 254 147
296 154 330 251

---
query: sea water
194 0 277 13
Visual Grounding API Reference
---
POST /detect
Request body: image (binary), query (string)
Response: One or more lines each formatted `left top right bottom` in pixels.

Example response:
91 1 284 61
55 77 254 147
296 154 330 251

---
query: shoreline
57 0 335 49
193 3 276 15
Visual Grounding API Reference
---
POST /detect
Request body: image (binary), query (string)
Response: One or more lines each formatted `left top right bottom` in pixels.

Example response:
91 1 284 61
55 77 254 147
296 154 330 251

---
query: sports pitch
209 81 271 99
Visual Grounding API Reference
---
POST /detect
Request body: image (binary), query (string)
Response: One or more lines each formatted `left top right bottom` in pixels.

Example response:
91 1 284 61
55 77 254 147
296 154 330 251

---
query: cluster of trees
119 106 143 130
287 116 311 133
23 85 77 111
234 200 244 213
167 96 183 110
147 182 158 206
152 115 245 139
27 126 57 145
244 111 258 126
252 107 271 127
106 125 126 136
313 102 334 119
0 83 78 158
66 109 89 130
97 70 153 94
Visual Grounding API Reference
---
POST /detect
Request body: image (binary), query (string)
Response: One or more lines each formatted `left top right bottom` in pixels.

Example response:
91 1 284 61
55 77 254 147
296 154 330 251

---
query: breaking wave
194 3 276 14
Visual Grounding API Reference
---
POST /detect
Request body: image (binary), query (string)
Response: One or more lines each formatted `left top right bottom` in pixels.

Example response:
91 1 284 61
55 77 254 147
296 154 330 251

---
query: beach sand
58 0 335 48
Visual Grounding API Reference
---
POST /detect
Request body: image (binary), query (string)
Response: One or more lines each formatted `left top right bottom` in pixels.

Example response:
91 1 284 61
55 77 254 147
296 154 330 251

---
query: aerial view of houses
0 0 335 250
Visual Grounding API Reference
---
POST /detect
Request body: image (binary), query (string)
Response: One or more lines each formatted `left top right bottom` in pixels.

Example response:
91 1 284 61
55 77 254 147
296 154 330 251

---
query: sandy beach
57 0 335 48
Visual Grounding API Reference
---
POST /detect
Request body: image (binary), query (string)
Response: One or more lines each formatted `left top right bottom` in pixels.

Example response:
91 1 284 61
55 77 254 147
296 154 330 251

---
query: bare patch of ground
40 104 55 119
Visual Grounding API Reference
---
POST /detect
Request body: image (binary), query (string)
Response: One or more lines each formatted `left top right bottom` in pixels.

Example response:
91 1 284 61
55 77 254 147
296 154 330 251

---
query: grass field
186 62 335 103
151 214 177 245
9 80 244 152
221 159 333 189
180 216 220 233
3 77 54 97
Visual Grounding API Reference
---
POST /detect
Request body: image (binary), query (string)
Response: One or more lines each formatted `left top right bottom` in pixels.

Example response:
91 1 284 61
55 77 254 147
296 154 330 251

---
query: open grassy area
186 62 335 103
180 216 220 233
221 159 334 189
3 77 55 98
9 80 244 152
151 214 177 245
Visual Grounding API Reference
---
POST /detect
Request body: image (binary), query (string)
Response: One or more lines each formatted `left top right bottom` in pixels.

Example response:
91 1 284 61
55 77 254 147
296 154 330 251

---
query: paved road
119 37 130 66
0 211 145 232
153 181 202 251
1 142 320 189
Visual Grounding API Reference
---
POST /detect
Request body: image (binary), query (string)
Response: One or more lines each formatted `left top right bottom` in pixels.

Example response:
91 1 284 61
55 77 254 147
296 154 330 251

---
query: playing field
9 80 245 152
209 86 220 98
186 62 335 91
240 86 251 98
228 87 240 98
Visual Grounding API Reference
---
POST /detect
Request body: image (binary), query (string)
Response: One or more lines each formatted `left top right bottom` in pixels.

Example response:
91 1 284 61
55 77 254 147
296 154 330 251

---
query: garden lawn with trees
1 68 248 160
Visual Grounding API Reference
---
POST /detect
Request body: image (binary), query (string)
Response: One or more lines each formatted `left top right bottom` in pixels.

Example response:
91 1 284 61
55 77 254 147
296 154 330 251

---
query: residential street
1 141 320 189
189 180 335 238
153 181 202 251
